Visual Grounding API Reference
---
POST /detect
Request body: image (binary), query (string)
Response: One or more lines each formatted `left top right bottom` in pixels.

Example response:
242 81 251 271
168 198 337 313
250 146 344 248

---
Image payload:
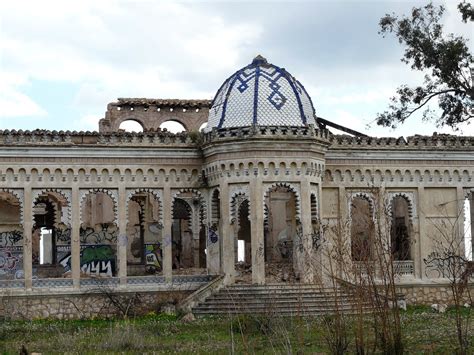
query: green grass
0 307 471 354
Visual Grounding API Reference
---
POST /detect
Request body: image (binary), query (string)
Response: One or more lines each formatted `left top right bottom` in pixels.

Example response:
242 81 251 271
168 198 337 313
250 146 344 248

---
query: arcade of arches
0 57 473 294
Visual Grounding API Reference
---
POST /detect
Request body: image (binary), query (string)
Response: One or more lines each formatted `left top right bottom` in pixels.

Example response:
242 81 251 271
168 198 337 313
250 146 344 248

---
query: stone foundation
0 290 192 320
397 283 473 305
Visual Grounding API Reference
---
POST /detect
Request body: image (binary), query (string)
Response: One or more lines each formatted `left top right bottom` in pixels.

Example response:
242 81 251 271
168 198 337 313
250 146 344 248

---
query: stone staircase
192 283 370 316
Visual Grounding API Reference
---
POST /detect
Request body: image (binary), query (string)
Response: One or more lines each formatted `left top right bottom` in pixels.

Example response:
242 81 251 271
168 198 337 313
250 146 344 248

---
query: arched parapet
31 188 72 226
79 188 119 226
386 192 417 223
0 188 24 225
229 184 250 225
263 182 302 222
125 188 163 228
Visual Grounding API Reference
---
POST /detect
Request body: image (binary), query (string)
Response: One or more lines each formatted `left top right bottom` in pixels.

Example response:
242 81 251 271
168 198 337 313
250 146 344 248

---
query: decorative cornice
114 98 211 108
330 133 474 150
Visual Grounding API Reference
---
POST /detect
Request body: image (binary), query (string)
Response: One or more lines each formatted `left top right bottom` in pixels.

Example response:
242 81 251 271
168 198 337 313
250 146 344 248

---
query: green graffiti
81 245 114 266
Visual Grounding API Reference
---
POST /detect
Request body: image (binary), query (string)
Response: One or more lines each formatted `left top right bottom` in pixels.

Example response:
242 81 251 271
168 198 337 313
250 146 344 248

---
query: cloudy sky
0 0 472 136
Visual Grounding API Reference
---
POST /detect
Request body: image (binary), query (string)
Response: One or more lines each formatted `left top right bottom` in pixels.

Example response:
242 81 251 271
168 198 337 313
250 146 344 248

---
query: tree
376 2 473 130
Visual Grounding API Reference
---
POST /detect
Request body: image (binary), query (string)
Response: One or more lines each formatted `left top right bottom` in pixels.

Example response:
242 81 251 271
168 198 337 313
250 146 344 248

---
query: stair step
190 283 367 316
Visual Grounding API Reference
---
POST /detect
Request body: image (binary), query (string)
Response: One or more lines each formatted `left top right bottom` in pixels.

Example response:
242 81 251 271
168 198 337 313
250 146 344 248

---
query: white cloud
0 73 47 117
0 0 262 115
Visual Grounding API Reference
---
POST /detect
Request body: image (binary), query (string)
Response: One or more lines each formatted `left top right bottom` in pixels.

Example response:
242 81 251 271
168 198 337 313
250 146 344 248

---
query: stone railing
330 133 474 149
394 260 415 277
351 260 415 277
0 130 196 147
0 275 214 291
203 125 330 144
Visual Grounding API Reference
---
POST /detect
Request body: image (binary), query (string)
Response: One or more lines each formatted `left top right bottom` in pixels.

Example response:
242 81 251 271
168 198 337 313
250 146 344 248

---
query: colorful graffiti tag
144 243 162 273
81 245 116 277
59 245 116 277
0 246 23 279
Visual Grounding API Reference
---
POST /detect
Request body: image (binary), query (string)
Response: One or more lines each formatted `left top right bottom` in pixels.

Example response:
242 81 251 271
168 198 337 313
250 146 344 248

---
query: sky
0 0 472 137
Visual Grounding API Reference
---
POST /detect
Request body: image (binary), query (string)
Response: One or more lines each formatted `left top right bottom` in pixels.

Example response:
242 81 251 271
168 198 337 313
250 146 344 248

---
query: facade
0 56 473 309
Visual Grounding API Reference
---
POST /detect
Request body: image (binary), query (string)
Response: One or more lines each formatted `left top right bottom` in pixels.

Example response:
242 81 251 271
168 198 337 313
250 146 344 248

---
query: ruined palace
0 56 473 318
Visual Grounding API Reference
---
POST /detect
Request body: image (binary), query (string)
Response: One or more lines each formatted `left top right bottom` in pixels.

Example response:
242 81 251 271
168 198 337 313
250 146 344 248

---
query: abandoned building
0 56 473 318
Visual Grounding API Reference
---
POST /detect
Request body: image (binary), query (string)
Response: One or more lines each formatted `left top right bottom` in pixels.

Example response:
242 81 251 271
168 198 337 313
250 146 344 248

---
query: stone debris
431 303 448 313
161 303 176 316
180 312 196 323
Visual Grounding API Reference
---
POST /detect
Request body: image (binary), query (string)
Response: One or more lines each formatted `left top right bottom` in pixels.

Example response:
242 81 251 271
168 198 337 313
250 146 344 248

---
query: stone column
162 186 172 282
470 191 474 259
206 194 221 274
456 187 466 258
250 178 265 284
71 187 81 289
220 182 235 284
300 179 314 283
192 206 200 268
417 186 426 279
118 186 127 284
23 187 33 289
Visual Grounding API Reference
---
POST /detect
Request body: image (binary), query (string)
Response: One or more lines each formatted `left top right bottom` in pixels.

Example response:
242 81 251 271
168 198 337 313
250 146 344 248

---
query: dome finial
252 54 268 65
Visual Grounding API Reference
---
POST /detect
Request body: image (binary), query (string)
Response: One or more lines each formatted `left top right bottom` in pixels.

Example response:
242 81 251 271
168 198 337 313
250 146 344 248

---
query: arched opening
235 199 251 282
465 192 473 261
32 192 71 278
264 185 298 282
199 122 208 132
172 198 192 269
390 196 412 261
237 200 251 263
0 191 23 280
80 191 118 277
199 206 206 268
119 119 144 132
310 193 321 250
160 120 186 133
127 192 162 276
351 196 374 262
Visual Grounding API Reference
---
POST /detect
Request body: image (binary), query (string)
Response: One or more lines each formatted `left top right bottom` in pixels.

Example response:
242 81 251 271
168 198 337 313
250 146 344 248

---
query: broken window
351 196 374 261
127 192 162 276
390 196 411 261
80 192 117 277
0 192 23 280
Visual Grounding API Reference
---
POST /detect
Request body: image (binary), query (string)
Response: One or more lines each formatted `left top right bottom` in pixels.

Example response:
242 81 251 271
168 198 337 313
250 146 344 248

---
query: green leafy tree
376 2 473 130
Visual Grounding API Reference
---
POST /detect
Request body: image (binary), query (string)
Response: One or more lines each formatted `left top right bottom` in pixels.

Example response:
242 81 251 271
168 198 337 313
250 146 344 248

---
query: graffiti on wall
80 224 117 244
208 228 219 244
80 245 116 277
0 230 23 247
55 226 71 243
0 246 23 279
144 243 162 273
59 245 116 277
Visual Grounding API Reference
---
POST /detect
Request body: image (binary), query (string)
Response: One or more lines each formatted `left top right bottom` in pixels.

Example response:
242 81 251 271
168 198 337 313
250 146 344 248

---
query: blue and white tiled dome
205 55 317 132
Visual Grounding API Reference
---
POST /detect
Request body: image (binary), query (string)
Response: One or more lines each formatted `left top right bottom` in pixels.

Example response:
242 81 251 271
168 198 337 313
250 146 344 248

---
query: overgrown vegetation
0 308 471 354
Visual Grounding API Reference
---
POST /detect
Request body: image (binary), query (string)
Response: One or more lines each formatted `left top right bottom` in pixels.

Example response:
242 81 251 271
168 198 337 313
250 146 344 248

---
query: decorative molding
0 188 24 225
229 184 250 225
263 182 302 222
125 188 163 228
31 188 72 226
386 191 417 222
79 188 119 226
348 192 375 220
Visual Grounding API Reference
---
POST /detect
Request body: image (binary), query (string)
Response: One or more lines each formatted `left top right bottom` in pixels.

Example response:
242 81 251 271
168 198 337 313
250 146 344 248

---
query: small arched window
160 120 186 133
119 120 144 132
